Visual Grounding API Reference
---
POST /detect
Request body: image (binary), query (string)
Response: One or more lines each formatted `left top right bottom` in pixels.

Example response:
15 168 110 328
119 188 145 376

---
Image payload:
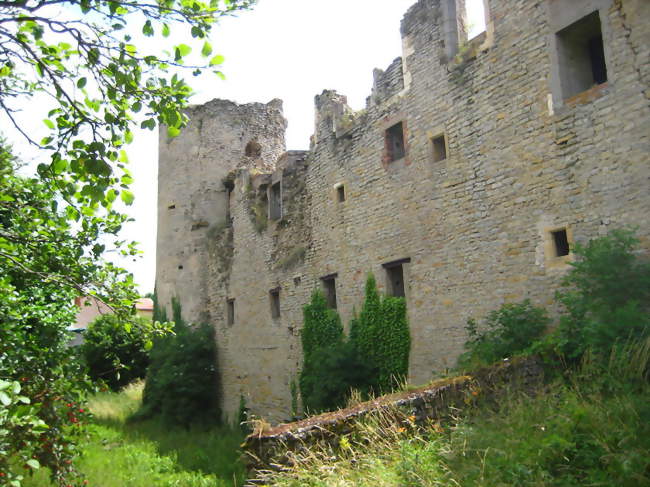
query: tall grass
24 382 245 487
263 339 650 487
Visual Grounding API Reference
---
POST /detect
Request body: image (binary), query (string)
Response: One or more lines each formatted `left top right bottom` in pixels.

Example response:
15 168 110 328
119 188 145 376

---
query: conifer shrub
140 297 220 426
299 290 359 413
350 275 410 393
300 290 344 361
299 276 411 414
81 313 157 391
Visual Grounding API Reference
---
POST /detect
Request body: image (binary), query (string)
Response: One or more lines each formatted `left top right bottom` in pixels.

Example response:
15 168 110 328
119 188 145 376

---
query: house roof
135 298 154 311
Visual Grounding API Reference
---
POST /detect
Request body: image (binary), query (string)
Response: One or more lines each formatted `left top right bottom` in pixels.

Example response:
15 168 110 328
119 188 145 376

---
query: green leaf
176 44 192 58
77 77 87 89
0 391 10 406
52 158 67 174
142 20 154 37
43 119 55 129
26 459 40 470
201 41 212 57
167 126 180 138
162 23 170 38
125 131 134 144
209 55 224 66
121 190 134 205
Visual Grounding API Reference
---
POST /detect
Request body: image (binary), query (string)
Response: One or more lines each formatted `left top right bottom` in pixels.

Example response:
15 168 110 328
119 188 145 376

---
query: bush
140 297 220 427
555 229 650 362
81 314 158 391
299 277 411 414
299 341 375 413
351 274 410 393
458 299 550 369
300 290 344 362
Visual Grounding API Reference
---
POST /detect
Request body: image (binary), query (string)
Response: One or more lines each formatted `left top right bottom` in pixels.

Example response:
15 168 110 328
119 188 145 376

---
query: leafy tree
81 313 168 391
1 0 253 482
0 143 134 485
1 0 252 213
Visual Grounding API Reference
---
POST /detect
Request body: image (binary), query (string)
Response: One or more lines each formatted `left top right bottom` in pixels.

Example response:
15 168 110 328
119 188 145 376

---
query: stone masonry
156 0 650 422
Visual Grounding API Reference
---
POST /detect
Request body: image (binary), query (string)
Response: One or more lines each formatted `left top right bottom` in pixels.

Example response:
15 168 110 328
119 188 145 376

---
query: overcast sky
6 0 485 293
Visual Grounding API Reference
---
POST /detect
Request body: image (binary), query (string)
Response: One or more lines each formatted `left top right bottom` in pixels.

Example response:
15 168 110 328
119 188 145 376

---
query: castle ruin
156 0 650 422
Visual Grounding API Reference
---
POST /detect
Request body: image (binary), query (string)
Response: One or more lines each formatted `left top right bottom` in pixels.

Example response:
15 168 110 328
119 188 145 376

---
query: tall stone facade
156 0 650 422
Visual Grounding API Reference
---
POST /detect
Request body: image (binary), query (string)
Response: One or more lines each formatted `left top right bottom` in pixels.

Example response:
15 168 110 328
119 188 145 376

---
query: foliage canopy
81 313 168 391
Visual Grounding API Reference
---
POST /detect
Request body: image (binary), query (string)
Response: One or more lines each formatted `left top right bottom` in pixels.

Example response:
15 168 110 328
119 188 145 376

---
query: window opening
245 140 262 158
269 182 282 220
385 122 405 162
227 299 235 326
467 0 487 40
552 229 570 257
431 135 447 162
168 204 176 210
383 258 410 298
337 185 346 203
556 11 607 99
321 274 338 309
270 289 280 319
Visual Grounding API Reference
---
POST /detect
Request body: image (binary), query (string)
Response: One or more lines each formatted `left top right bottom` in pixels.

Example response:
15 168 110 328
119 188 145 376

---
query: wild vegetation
140 297 221 427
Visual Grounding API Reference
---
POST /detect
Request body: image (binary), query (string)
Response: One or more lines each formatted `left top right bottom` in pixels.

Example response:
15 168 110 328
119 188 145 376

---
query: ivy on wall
351 274 410 393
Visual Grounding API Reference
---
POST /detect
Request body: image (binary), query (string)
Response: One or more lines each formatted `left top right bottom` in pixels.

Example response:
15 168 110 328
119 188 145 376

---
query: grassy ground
262 350 650 487
24 382 246 487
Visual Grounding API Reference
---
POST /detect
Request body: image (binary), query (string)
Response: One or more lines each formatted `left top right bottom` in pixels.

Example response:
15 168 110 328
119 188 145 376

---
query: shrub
555 229 650 361
299 341 375 413
350 274 410 393
458 299 550 369
81 314 158 391
299 290 346 413
299 276 411 413
300 290 344 361
140 297 220 426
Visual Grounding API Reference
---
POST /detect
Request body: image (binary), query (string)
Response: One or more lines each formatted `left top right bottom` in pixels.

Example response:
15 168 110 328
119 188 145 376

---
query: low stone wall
242 355 545 484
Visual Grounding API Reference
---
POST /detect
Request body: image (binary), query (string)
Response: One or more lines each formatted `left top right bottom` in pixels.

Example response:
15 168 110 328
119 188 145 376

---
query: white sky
5 0 485 293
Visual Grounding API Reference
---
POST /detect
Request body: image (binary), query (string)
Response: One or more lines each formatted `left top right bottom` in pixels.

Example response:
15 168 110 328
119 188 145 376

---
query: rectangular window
556 11 607 100
385 122 405 162
431 134 447 162
321 274 338 309
383 258 410 298
269 181 282 220
269 289 280 319
337 185 346 203
552 229 570 257
226 299 235 326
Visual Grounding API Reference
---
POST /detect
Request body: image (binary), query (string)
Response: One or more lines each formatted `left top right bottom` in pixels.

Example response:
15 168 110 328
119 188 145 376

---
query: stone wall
242 356 545 485
156 0 650 422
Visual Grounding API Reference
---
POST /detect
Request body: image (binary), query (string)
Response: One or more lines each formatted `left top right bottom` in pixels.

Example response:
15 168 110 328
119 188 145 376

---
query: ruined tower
156 99 287 324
